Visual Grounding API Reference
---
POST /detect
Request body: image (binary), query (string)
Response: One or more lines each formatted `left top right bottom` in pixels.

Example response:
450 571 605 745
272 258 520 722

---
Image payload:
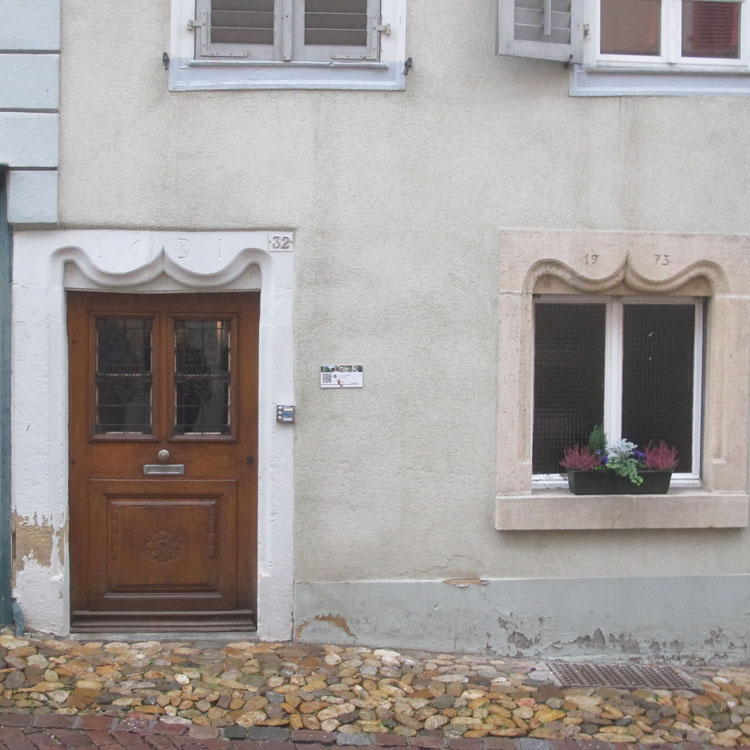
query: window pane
305 0 368 47
621 305 695 473
95 318 153 435
682 1 740 58
601 0 661 55
175 320 232 436
533 304 606 474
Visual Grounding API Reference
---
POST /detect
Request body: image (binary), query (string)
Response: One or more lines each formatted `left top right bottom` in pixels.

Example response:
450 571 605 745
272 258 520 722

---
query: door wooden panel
89 480 236 600
68 293 259 631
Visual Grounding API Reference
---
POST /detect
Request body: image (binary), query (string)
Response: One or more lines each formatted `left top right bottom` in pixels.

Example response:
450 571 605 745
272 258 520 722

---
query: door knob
158 449 170 462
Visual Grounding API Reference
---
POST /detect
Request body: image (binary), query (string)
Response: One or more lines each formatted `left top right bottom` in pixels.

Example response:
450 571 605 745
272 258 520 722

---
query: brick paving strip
0 715 748 750
0 631 748 748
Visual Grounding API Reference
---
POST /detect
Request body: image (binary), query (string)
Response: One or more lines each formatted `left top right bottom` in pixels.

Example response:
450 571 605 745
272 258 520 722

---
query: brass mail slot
143 464 185 476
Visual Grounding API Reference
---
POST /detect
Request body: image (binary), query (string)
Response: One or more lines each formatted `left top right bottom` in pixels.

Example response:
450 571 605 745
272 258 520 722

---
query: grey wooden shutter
497 0 583 63
300 0 384 61
195 0 278 60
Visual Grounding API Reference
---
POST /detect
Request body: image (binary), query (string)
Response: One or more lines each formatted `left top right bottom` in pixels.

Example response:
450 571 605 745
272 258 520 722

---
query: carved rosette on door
67 293 259 631
143 528 186 564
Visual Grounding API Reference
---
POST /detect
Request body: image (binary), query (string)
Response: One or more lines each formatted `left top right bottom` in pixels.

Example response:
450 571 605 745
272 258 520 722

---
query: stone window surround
495 229 750 531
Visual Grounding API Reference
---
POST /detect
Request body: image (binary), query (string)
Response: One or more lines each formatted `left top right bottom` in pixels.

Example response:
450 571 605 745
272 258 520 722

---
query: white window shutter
195 0 277 60
301 0 384 62
497 0 583 64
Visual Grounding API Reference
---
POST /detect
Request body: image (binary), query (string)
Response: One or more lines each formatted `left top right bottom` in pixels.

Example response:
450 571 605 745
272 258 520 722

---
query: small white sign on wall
321 365 363 388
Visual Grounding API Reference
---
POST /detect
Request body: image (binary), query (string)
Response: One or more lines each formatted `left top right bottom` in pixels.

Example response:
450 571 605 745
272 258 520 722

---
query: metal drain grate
547 662 694 690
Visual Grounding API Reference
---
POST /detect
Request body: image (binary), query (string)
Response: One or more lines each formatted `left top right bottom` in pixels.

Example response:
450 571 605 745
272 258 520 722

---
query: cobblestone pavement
0 632 748 748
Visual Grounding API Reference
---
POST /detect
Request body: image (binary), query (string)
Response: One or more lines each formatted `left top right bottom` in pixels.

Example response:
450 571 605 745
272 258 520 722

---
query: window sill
168 58 406 91
495 490 749 530
570 64 750 96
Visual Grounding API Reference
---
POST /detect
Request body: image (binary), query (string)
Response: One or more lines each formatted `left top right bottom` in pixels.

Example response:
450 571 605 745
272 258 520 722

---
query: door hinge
375 23 391 35
187 18 204 31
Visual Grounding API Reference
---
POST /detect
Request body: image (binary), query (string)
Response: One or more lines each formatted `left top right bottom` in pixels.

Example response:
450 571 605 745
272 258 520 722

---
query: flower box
567 470 673 495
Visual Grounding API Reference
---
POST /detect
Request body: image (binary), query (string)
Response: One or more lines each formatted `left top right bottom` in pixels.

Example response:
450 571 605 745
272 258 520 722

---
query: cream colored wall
59 0 750 585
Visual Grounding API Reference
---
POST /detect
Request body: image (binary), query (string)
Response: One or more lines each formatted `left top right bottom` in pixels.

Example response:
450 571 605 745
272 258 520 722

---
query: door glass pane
682 1 740 58
533 304 606 474
95 318 153 435
601 0 661 55
174 320 231 436
621 304 695 473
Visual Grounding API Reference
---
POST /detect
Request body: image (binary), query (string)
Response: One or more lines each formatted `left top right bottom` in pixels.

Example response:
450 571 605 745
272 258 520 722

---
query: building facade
8 0 750 657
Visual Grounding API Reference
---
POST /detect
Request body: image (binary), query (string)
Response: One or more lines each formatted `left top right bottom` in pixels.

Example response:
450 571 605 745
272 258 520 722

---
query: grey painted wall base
294 577 750 661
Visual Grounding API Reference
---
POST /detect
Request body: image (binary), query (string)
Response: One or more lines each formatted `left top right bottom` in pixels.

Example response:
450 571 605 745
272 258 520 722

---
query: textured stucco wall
50 0 750 647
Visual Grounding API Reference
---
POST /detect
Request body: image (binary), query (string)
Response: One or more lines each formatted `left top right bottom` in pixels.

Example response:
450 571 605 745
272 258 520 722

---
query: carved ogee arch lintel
51 245 268 291
524 255 728 296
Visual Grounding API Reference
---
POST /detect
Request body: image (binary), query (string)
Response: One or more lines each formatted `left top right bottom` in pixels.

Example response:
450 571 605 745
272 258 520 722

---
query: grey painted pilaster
0 0 60 226
0 173 12 625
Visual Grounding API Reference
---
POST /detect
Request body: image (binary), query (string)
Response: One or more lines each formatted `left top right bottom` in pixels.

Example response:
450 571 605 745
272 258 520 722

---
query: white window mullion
603 301 623 443
664 0 679 63
280 0 294 60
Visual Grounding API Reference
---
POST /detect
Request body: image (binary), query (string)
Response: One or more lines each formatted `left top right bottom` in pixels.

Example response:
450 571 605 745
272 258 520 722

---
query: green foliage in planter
587 424 607 454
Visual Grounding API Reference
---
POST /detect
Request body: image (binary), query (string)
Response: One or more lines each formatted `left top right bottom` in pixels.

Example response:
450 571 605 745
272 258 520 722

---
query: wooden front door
68 292 259 631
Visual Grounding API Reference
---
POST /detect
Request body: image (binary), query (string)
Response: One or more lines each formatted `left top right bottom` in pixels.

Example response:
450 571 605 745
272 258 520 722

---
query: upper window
169 0 406 90
496 0 750 94
195 0 383 62
532 297 703 481
599 0 745 65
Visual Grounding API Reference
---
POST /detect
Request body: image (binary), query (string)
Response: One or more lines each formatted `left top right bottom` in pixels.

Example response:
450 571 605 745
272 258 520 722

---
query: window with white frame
194 0 384 63
598 0 746 65
496 0 750 95
532 297 703 480
169 0 406 91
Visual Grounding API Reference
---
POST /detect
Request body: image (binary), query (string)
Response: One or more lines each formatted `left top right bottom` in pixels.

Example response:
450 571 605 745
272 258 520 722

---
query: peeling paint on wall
443 578 486 587
295 613 356 639
12 514 54 579
313 614 355 638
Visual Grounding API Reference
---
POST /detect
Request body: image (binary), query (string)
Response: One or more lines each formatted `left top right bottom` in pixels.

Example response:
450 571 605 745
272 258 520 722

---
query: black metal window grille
533 303 606 474
174 320 232 436
533 299 700 476
95 318 153 435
